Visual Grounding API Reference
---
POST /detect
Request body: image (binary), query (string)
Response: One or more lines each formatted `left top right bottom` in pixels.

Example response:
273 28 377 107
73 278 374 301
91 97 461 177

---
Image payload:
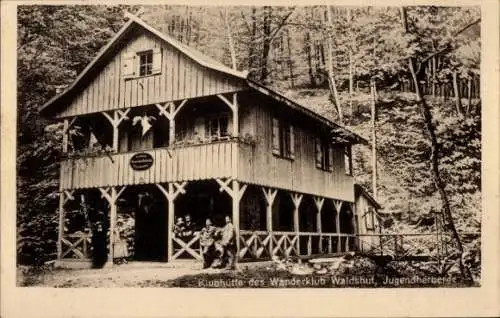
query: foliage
17 6 481 267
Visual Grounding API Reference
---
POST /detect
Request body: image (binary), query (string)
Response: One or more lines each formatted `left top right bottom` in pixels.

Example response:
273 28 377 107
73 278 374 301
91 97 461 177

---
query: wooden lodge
40 14 375 267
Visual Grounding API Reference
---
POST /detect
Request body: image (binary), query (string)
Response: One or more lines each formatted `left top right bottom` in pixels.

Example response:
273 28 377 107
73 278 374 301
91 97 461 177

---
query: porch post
57 189 75 260
334 200 343 253
291 193 303 256
313 196 324 253
57 191 65 260
62 119 69 153
216 93 239 137
98 186 126 264
156 182 187 261
262 187 277 257
102 110 130 152
167 183 175 259
109 187 117 262
231 180 247 257
155 100 188 146
61 117 76 153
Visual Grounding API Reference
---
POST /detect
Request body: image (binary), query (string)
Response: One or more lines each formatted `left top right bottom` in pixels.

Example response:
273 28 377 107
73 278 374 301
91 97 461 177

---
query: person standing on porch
200 218 217 269
220 215 236 270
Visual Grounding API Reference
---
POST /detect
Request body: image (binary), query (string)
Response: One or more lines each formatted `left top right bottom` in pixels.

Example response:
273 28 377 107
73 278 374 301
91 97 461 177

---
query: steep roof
354 184 382 210
39 14 366 145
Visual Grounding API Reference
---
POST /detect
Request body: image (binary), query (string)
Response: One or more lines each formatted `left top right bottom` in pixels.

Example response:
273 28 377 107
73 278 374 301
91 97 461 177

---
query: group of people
173 214 196 238
200 216 236 270
174 214 236 270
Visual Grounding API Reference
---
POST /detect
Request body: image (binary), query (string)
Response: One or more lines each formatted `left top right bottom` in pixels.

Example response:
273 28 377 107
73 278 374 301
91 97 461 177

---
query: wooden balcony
60 140 238 190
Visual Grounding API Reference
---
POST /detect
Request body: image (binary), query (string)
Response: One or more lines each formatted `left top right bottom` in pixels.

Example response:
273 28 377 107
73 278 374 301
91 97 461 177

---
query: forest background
17 5 481 276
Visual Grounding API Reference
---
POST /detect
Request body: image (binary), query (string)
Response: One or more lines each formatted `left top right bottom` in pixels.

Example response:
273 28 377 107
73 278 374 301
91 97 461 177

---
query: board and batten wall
57 28 245 118
355 193 380 251
238 97 355 202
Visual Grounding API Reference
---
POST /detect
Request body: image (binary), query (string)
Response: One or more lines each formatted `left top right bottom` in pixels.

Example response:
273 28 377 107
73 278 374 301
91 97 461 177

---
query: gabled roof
39 14 366 145
354 184 382 209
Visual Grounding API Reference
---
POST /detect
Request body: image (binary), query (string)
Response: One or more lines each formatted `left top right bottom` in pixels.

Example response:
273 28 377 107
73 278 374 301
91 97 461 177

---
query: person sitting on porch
200 218 217 269
183 214 196 237
173 217 185 237
220 215 236 270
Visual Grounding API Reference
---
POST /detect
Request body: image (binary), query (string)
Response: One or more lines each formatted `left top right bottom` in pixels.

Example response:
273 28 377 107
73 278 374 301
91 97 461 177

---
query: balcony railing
60 140 238 189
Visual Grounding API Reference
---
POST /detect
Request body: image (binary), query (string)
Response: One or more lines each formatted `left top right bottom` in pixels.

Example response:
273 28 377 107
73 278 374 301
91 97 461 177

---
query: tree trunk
432 56 436 97
452 70 464 116
305 30 315 86
400 7 472 283
467 77 472 115
325 5 343 122
220 9 237 70
260 6 272 82
371 79 377 200
286 28 295 87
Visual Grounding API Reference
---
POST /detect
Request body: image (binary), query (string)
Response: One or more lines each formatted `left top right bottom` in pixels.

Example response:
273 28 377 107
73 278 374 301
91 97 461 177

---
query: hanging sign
130 153 154 171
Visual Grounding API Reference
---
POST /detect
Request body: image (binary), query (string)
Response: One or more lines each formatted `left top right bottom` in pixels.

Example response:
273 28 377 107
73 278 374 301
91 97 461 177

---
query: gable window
122 48 162 79
206 114 229 141
139 51 153 76
344 145 352 175
272 117 295 159
315 138 333 171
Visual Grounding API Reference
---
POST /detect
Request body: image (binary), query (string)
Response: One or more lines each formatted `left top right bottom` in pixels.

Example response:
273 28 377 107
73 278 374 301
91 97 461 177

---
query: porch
56 181 357 266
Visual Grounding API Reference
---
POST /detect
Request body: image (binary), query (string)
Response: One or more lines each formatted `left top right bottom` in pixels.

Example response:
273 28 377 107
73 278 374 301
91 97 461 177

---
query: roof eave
247 79 367 145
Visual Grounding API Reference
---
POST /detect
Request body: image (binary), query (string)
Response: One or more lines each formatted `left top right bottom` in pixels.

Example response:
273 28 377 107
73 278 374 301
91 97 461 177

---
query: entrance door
134 196 167 261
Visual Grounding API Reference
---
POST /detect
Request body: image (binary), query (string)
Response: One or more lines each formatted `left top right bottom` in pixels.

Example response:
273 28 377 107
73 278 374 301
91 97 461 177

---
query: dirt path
23 261 218 287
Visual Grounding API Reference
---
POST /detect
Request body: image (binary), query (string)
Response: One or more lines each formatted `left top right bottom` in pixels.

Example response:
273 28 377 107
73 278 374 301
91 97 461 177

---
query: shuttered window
272 116 294 159
315 137 332 171
344 145 352 175
122 48 162 79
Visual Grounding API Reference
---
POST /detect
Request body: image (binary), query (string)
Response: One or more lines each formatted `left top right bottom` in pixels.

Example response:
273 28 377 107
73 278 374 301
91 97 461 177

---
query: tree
400 6 475 282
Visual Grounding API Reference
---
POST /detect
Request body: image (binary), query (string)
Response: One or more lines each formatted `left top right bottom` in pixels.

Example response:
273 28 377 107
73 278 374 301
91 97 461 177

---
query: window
272 117 294 159
139 51 153 76
364 207 375 230
315 138 333 171
205 115 229 140
344 146 352 175
122 48 162 79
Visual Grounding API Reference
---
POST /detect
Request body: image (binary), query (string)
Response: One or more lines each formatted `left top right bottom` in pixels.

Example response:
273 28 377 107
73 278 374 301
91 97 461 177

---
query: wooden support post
109 187 117 262
313 196 324 253
102 109 130 152
290 193 303 255
61 117 76 153
215 178 246 262
62 119 69 153
262 187 277 257
217 93 238 137
57 191 65 260
232 180 241 254
99 186 127 264
333 200 343 253
156 100 188 146
156 182 187 261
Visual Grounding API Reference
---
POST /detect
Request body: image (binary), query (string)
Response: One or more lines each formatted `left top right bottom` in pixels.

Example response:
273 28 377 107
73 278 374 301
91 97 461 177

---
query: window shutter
122 52 136 79
315 138 322 168
289 125 295 159
151 48 162 75
344 146 352 175
328 144 334 172
272 117 280 155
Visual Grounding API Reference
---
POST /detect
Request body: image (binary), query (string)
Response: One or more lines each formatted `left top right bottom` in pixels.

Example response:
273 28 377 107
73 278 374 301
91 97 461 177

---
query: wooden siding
237 101 354 202
58 29 245 118
60 141 237 189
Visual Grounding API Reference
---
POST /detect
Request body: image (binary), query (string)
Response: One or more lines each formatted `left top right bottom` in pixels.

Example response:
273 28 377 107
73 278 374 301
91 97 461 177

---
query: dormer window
122 48 162 79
